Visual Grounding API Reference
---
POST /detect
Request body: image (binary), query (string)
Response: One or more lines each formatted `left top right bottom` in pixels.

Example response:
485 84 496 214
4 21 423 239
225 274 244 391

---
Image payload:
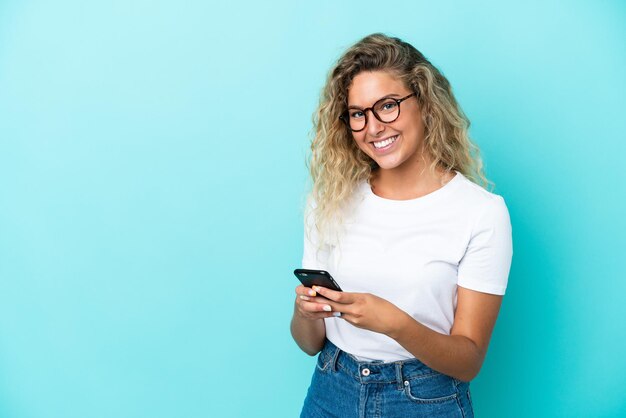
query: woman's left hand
312 285 409 337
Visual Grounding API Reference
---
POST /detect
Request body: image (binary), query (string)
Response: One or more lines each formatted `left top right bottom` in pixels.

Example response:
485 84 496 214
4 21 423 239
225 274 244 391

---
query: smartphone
293 269 342 292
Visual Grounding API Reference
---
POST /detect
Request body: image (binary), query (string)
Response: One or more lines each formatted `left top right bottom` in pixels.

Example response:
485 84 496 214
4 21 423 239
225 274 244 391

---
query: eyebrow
347 93 403 109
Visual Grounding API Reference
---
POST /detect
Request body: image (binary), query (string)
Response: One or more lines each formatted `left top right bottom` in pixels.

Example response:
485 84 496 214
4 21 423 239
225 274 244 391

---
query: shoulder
455 175 513 295
452 172 509 218
449 176 512 260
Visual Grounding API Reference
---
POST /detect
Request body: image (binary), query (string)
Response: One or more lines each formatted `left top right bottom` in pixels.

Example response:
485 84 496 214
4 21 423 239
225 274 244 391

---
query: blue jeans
301 339 474 418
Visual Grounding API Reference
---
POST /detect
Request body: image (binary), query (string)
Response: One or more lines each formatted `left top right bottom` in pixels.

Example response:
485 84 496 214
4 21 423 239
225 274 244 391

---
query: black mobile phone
293 269 342 292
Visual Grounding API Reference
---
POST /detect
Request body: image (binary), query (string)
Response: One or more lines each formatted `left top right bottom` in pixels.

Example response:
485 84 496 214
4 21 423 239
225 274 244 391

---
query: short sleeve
457 195 513 295
301 196 331 270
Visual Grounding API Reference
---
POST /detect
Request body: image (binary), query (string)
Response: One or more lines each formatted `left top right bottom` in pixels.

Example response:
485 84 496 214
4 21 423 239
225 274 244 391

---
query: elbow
457 355 485 382
293 339 323 357
456 367 480 383
450 345 484 382
303 346 322 357
450 362 480 382
455 337 486 382
290 326 324 356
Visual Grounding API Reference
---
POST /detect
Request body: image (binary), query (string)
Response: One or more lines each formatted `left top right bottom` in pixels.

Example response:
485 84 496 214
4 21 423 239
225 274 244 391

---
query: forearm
390 312 484 382
290 303 326 356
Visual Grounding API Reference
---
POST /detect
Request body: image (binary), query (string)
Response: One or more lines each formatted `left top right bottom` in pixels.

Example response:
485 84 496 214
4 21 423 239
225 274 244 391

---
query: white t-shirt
301 171 513 362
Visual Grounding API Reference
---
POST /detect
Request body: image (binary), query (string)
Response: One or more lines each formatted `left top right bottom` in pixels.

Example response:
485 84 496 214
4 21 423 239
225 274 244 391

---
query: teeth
373 135 398 149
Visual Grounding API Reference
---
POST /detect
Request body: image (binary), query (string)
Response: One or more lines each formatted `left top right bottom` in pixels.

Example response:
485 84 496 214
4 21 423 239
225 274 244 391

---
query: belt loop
395 362 404 390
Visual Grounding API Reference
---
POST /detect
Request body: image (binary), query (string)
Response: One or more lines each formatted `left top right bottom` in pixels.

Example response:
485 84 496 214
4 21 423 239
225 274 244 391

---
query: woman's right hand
294 285 340 320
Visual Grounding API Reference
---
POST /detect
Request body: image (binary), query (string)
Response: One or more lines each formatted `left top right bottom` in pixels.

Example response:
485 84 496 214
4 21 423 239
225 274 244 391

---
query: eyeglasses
339 93 416 132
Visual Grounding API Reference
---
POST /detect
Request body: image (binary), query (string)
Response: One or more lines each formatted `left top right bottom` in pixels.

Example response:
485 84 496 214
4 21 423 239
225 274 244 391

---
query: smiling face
346 70 426 172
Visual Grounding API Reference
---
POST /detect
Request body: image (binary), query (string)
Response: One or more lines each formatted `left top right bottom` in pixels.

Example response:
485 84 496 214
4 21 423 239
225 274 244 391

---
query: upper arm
457 195 513 295
450 285 503 359
451 195 512 358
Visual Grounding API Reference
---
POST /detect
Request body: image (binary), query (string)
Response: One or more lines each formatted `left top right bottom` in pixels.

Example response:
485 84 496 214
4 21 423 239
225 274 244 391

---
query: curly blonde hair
307 33 489 247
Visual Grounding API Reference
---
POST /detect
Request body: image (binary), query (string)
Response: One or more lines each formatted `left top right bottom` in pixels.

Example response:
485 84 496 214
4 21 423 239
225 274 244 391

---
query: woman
291 33 513 417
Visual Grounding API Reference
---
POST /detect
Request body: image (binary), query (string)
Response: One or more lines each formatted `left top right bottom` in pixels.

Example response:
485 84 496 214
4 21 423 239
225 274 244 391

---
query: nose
365 109 385 137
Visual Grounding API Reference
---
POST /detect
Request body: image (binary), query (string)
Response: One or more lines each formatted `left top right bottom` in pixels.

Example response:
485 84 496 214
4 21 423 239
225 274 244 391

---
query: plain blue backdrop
1 1 625 417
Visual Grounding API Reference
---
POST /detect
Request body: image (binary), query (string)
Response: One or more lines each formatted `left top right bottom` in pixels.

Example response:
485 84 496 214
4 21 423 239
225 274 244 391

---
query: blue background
1 1 625 417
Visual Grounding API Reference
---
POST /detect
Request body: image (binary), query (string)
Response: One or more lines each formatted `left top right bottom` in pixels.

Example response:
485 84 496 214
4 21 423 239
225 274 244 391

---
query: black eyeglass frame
338 92 417 132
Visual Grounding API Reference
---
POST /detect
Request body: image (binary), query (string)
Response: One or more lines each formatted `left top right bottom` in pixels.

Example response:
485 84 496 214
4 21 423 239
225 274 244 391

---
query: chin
373 157 404 170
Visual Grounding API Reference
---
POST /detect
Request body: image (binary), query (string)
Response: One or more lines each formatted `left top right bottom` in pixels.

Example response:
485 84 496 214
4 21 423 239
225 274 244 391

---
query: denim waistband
319 339 452 390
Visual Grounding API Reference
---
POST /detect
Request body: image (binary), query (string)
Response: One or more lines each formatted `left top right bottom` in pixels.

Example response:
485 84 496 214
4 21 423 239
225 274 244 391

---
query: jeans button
361 368 370 376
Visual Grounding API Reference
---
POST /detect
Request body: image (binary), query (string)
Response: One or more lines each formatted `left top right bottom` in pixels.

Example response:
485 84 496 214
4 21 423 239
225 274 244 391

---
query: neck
370 153 453 200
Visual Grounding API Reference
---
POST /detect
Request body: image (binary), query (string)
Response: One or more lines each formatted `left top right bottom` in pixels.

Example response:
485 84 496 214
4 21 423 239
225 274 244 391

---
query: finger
299 305 342 318
311 286 351 303
295 285 318 297
299 311 341 320
298 295 334 304
298 300 335 313
296 303 341 320
297 302 339 319
301 298 347 317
